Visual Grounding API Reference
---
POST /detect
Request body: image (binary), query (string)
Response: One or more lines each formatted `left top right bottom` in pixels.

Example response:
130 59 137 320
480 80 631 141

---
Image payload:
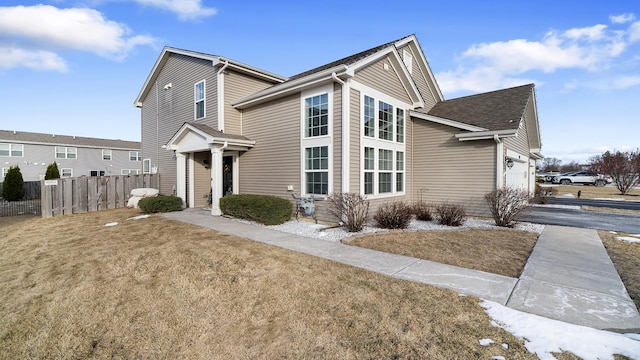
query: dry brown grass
0 209 539 359
599 230 640 310
345 228 538 278
550 184 640 200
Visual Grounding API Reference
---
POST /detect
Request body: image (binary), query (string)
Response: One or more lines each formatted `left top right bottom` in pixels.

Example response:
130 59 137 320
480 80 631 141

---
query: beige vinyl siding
349 88 361 193
332 83 342 194
398 44 438 111
239 94 300 197
411 118 496 216
224 70 277 135
504 118 530 157
139 53 218 195
192 151 210 207
355 58 412 105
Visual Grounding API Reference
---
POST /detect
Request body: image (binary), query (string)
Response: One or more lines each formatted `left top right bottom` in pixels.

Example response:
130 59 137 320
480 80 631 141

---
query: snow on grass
264 217 545 243
615 236 640 243
481 300 640 360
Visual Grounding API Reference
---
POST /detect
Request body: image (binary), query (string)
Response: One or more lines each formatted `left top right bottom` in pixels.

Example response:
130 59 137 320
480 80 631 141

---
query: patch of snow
104 222 118 227
261 217 545 243
481 300 640 360
609 231 618 234
558 193 576 198
592 197 626 201
127 215 150 220
615 236 640 243
631 234 640 238
530 203 581 210
479 338 494 346
501 343 508 349
491 356 505 360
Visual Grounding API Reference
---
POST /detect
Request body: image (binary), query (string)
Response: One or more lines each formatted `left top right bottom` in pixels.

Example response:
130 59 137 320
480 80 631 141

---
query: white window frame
61 168 73 177
300 85 333 197
355 83 408 199
102 149 112 161
0 143 23 157
143 159 151 174
55 146 77 159
129 151 141 161
195 80 206 119
1 167 7 178
122 169 141 175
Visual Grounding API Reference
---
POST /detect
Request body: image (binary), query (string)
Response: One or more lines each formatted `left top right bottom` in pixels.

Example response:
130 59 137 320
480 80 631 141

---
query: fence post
41 180 53 217
62 178 73 215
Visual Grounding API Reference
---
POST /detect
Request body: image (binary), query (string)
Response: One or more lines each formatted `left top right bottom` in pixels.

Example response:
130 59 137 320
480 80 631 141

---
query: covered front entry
165 122 255 215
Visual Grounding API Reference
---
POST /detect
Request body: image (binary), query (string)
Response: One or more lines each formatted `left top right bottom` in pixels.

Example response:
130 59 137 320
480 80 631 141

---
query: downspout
494 134 503 188
332 72 350 193
155 81 159 174
217 61 230 132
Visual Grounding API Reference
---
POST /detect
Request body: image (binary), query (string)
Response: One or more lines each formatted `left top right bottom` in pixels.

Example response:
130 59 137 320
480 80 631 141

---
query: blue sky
1 0 638 165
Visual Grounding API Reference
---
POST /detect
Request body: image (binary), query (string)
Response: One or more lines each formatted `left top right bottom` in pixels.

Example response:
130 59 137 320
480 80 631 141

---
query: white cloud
134 0 217 21
437 21 635 94
0 4 156 69
610 13 636 24
0 47 68 71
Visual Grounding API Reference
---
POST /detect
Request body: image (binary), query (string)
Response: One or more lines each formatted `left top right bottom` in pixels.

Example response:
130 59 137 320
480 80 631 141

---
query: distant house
135 34 542 219
0 130 141 181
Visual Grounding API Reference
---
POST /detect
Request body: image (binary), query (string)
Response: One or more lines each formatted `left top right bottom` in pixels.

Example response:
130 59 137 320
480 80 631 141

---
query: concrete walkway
161 210 640 332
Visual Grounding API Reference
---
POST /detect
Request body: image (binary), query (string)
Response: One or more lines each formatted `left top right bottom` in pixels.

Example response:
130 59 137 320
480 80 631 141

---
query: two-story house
135 35 542 219
0 130 142 182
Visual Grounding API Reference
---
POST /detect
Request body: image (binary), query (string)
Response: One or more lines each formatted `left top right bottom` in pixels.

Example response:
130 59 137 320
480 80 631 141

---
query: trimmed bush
45 162 60 180
2 165 25 201
433 202 466 227
327 192 370 232
484 187 530 227
220 194 292 225
374 201 413 229
412 200 433 221
138 195 183 213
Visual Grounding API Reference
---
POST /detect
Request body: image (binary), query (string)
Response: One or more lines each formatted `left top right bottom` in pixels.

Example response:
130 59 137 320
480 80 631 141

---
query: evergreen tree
2 165 25 201
45 162 60 180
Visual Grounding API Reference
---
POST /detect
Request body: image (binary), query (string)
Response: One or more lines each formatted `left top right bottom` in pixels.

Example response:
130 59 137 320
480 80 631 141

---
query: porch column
175 153 187 207
210 145 224 215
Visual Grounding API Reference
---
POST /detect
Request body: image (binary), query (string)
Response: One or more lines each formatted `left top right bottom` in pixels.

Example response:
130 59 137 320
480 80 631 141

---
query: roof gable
165 122 255 152
426 84 535 131
135 47 285 107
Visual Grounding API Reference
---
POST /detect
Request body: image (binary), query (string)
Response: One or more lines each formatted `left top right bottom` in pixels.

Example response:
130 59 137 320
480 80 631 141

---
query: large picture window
195 80 205 119
305 93 328 137
0 143 23 157
305 146 328 195
360 92 406 197
55 146 77 159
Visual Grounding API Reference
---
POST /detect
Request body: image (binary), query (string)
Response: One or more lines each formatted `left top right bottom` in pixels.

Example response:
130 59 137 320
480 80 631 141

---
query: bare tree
539 157 562 172
559 161 582 173
590 150 640 195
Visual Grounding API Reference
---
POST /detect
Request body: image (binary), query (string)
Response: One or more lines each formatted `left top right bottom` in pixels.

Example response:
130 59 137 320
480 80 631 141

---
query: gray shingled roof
426 84 534 131
0 129 140 149
286 35 413 81
187 122 254 142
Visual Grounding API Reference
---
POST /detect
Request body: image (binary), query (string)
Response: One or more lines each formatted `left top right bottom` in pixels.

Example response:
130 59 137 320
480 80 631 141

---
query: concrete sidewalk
161 210 640 332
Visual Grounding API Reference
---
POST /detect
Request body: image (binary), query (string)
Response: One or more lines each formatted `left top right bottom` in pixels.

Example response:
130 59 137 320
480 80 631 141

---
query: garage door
505 159 527 190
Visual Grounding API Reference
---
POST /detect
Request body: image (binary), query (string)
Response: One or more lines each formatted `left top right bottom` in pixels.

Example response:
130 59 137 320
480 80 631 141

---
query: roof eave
454 129 518 141
410 111 487 132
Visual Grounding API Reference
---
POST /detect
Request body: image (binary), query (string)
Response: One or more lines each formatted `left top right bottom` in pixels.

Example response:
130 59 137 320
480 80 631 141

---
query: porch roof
165 122 256 152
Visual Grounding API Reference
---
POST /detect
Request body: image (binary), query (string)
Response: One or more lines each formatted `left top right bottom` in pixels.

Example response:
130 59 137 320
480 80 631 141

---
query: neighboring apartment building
135 34 542 219
0 130 142 182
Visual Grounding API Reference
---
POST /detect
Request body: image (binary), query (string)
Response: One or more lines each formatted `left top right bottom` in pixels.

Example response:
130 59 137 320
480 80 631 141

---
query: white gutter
217 61 230 132
332 72 350 193
410 111 487 132
233 65 349 109
455 128 518 141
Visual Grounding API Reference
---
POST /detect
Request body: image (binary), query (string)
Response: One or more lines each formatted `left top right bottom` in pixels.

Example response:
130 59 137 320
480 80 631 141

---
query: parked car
551 171 610 186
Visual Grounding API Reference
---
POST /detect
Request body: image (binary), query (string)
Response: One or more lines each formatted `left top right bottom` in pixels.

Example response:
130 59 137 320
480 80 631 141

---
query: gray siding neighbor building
135 35 543 219
0 130 141 182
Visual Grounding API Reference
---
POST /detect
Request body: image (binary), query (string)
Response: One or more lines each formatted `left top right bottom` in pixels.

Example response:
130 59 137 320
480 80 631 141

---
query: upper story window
195 80 205 119
55 146 77 159
364 96 375 137
396 109 405 143
378 101 393 141
363 96 405 144
102 149 112 161
0 143 23 157
129 151 141 161
304 93 329 137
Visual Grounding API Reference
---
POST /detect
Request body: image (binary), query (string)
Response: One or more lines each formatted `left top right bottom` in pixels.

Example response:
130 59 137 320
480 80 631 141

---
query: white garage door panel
505 160 527 189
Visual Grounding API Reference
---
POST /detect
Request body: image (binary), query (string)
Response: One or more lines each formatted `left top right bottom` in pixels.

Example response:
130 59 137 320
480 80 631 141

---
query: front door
223 156 233 196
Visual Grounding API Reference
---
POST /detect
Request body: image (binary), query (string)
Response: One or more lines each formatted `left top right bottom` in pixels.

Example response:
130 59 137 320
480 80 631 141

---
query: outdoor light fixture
506 158 515 169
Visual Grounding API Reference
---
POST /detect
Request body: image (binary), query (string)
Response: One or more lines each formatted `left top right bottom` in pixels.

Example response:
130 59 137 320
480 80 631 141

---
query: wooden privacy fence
41 174 159 217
